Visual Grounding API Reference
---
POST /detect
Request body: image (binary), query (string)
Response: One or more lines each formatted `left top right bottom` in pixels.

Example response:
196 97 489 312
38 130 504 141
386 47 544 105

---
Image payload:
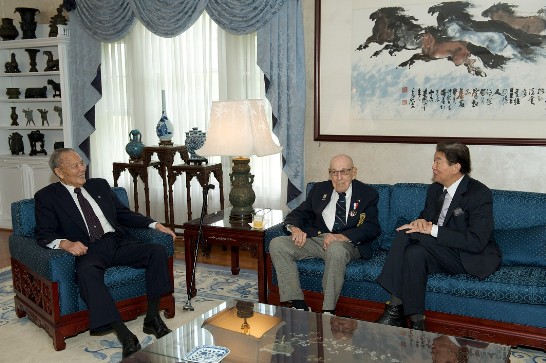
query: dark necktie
332 192 346 232
435 189 448 224
74 187 104 242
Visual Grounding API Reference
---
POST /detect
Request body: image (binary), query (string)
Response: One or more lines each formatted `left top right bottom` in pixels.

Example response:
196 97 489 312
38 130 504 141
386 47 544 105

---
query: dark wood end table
183 208 284 303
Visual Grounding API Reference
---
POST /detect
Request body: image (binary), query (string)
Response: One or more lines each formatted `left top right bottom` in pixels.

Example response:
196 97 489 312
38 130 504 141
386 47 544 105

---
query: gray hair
49 148 75 171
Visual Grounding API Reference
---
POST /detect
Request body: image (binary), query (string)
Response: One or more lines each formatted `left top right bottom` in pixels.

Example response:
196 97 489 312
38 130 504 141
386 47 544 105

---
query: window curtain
66 0 305 207
91 14 282 224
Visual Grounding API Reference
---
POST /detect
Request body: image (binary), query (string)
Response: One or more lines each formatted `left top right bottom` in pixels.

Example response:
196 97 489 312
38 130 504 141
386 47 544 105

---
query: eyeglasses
328 168 353 177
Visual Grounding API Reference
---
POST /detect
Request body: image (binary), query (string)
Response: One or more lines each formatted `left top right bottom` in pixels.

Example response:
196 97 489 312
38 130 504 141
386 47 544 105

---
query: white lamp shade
196 100 282 157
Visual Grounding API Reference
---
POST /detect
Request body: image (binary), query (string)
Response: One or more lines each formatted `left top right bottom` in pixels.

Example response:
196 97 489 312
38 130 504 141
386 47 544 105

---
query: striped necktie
74 187 104 242
332 192 346 232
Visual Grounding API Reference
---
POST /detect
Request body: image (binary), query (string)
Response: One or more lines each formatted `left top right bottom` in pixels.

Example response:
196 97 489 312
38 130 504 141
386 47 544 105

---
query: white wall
301 0 546 193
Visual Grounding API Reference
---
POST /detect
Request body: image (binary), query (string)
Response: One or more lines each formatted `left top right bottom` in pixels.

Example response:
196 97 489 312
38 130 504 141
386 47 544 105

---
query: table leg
230 245 240 275
257 244 266 303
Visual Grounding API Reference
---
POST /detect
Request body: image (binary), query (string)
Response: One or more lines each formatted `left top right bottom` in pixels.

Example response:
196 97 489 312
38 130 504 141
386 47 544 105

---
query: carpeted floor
0 262 544 363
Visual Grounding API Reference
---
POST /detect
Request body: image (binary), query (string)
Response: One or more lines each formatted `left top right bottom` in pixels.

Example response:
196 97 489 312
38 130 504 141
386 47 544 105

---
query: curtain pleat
206 0 285 35
75 0 136 41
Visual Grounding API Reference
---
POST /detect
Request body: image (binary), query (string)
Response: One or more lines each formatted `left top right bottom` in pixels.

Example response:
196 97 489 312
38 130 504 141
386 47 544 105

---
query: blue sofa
265 183 546 349
9 187 175 350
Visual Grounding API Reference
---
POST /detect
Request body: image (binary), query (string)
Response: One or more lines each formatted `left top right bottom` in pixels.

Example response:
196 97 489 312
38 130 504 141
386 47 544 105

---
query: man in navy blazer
269 154 381 314
35 148 176 358
375 142 501 331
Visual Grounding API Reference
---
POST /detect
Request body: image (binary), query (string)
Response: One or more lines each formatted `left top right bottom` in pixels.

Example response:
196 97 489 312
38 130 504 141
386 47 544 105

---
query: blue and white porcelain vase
125 129 144 161
156 90 174 145
185 127 207 162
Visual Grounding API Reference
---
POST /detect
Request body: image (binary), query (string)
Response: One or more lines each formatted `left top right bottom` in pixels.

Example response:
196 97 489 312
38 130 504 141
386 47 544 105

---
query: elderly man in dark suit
375 142 501 331
34 148 176 358
269 154 381 314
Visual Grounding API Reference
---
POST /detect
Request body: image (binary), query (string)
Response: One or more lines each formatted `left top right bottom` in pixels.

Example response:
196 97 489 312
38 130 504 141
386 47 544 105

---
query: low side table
112 161 150 215
183 208 284 303
141 145 189 223
167 162 224 231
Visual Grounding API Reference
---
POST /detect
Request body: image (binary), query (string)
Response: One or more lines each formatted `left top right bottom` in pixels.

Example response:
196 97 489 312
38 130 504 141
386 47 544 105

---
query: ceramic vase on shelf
185 127 207 163
155 90 174 146
0 18 19 40
125 129 144 161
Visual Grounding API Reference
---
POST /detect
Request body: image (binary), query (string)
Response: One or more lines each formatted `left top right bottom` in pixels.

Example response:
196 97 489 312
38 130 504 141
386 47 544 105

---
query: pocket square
453 207 464 216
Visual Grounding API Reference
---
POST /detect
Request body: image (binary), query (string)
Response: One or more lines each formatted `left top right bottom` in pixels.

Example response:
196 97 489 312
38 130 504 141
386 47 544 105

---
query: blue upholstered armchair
9 187 175 351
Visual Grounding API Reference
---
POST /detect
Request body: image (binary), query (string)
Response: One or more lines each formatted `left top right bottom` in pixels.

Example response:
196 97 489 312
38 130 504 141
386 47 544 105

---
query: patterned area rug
0 262 544 362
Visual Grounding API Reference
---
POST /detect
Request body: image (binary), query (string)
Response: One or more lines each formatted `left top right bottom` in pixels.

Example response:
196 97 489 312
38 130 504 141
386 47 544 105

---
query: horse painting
482 3 546 34
398 31 487 77
355 7 423 57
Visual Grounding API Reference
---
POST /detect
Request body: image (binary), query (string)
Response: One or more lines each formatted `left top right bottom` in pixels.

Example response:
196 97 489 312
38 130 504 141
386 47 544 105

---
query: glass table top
124 299 511 363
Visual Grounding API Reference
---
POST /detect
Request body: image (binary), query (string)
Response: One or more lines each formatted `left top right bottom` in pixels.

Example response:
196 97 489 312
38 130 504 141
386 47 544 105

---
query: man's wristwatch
285 224 293 233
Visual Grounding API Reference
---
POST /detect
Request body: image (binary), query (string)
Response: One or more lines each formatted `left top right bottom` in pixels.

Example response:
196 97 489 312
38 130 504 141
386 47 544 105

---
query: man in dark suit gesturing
375 142 501 331
35 148 176 358
270 154 381 314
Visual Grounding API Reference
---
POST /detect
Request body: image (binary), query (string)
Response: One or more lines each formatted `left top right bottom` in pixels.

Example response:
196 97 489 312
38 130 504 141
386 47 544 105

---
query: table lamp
196 99 282 222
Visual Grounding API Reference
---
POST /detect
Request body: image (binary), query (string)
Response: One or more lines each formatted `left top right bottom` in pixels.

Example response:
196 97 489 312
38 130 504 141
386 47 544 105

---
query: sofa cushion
380 183 428 249
492 189 546 230
494 225 546 267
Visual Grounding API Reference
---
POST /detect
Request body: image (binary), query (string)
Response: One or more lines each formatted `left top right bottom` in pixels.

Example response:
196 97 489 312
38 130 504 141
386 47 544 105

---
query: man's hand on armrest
155 223 176 240
59 240 88 256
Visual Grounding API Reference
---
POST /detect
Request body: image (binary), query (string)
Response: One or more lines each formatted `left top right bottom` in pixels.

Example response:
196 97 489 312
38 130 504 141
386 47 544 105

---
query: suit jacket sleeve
420 178 495 254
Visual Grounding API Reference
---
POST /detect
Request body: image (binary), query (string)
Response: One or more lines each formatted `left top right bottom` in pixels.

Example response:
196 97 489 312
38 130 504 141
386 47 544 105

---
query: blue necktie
75 187 104 242
333 192 346 232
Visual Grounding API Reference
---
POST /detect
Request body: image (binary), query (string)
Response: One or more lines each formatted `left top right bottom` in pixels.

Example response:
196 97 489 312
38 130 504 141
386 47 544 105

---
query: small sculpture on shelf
37 109 49 126
4 53 20 73
25 86 47 99
53 105 63 125
49 4 68 37
43 51 59 71
10 107 19 126
25 48 40 72
48 79 61 98
54 141 64 150
0 18 19 40
8 132 25 155
22 108 35 126
14 7 39 39
28 130 47 156
6 87 21 99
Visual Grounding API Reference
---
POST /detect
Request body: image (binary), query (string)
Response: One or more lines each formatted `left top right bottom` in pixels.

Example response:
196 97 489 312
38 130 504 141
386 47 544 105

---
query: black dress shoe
409 319 426 331
121 333 141 359
143 315 172 339
375 303 407 328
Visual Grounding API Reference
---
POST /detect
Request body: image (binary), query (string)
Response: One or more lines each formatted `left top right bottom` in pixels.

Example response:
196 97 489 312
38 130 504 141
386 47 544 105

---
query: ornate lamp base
228 157 255 223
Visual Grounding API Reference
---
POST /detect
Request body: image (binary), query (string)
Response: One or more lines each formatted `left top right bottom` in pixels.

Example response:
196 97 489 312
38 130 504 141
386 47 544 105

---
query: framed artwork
314 0 546 145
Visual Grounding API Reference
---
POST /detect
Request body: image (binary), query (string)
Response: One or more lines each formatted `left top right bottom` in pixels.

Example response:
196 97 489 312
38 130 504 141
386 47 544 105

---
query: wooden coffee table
124 299 511 362
183 208 284 303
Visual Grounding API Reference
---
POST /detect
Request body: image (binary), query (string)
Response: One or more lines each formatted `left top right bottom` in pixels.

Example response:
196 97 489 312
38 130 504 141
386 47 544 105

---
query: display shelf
0 24 71 228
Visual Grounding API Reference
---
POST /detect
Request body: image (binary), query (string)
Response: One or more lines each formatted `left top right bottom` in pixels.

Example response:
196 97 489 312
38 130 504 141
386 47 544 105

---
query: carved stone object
22 108 35 126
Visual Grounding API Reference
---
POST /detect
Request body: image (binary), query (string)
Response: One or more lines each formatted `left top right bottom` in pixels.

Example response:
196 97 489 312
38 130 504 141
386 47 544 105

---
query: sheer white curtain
90 13 282 225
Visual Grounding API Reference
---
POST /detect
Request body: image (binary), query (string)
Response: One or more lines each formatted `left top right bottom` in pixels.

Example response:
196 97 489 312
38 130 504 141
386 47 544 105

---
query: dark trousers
376 230 466 316
75 233 170 329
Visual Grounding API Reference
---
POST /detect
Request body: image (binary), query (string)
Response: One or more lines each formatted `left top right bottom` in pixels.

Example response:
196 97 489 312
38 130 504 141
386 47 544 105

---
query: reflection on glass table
124 299 511 363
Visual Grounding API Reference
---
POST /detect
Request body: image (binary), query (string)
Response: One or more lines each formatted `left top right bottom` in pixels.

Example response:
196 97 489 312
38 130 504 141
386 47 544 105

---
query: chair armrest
9 235 75 282
126 228 174 256
264 222 288 253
